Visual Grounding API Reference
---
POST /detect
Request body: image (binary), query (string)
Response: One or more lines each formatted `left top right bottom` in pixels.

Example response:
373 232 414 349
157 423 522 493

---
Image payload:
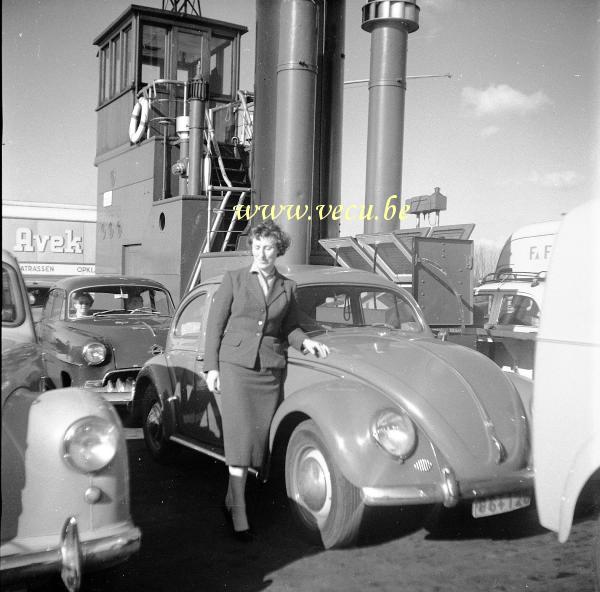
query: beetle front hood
67 316 171 367
310 330 529 478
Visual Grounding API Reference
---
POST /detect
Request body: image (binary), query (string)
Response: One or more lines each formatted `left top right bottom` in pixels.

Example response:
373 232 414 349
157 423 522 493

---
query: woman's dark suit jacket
204 266 307 372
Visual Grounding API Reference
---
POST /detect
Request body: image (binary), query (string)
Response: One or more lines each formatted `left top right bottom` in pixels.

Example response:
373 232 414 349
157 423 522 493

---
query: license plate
472 494 531 518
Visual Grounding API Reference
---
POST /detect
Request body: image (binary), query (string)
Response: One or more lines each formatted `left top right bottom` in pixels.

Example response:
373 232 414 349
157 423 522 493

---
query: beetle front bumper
361 467 533 507
0 518 141 589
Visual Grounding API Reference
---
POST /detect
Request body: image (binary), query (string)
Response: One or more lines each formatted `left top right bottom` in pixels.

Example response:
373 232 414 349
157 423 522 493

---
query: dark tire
285 419 364 549
141 384 178 463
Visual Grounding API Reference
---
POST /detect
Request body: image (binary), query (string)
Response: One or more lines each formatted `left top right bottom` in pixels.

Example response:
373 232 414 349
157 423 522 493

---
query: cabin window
141 24 168 84
98 26 134 104
122 26 134 90
176 30 206 82
210 34 233 96
110 35 120 96
100 44 110 102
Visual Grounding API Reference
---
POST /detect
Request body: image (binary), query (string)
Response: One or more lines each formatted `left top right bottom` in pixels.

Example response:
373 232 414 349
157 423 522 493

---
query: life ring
129 97 149 143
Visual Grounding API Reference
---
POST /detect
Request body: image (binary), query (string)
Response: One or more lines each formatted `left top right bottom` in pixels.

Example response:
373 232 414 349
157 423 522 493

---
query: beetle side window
297 285 423 332
359 290 421 331
174 293 208 339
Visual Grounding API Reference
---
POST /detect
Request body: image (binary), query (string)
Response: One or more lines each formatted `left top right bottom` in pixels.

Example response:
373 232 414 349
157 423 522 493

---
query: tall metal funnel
362 0 419 233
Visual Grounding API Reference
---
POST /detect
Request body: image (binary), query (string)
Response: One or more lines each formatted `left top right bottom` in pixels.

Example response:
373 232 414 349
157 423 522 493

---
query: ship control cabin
93 3 250 301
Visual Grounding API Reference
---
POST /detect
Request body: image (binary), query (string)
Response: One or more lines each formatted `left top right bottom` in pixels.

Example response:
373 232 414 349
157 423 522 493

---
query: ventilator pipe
188 66 209 195
362 0 419 233
273 0 319 265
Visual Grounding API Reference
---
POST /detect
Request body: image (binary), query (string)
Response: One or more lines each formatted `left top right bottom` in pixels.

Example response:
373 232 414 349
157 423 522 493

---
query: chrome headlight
63 416 119 473
82 342 107 365
371 409 417 460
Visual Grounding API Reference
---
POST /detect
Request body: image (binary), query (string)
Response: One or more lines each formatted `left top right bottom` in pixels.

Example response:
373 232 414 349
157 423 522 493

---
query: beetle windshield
68 286 173 319
296 285 423 333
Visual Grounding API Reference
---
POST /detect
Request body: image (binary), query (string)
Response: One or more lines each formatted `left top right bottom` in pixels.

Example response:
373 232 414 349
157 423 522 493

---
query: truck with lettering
472 219 560 377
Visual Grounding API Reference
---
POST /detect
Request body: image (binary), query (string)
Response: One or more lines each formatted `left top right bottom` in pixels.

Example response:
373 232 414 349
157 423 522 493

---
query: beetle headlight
371 410 417 460
82 342 107 365
63 416 119 473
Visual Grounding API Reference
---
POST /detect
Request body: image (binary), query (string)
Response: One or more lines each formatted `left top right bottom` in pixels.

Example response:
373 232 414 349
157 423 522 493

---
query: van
532 199 600 587
473 220 560 377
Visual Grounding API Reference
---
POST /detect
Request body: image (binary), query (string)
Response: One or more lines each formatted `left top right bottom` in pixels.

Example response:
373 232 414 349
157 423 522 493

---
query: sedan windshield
68 286 173 319
296 285 423 333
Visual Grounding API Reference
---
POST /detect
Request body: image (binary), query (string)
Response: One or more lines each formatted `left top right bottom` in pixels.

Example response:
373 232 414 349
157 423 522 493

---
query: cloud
528 170 583 189
481 125 500 137
462 84 552 117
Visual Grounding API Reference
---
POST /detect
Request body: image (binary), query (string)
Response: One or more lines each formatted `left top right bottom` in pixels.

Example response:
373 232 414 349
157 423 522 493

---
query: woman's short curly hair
248 221 291 257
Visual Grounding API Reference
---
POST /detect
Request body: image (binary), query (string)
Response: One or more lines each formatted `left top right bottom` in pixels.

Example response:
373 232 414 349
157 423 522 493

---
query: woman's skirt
219 361 284 469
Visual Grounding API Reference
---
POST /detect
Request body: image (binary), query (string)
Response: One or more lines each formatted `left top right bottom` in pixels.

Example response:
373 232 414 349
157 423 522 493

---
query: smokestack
273 0 319 264
362 0 419 233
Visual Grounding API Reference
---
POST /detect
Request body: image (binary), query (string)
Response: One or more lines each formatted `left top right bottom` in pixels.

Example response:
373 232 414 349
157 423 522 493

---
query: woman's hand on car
302 339 330 359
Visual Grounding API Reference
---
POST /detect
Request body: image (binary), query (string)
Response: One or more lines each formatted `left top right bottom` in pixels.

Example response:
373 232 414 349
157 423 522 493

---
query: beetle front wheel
285 419 364 549
142 384 178 463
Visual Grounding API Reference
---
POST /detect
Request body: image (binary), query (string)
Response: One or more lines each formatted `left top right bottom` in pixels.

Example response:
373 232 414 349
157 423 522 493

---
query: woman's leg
226 466 250 532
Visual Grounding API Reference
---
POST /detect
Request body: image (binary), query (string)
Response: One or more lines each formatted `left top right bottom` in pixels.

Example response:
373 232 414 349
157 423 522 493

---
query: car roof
50 275 171 292
199 264 398 289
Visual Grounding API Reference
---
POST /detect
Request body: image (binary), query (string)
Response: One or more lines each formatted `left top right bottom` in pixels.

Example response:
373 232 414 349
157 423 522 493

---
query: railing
480 271 546 286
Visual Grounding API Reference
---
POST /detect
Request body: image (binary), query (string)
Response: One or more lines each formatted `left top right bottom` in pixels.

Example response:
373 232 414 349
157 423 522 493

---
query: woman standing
205 222 329 541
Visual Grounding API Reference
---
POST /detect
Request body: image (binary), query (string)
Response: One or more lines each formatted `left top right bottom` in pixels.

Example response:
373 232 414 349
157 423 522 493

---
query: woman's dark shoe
222 505 254 543
233 528 254 543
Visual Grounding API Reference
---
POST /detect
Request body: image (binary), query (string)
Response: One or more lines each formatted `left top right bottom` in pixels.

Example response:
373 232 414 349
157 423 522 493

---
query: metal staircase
204 91 253 253
205 140 252 252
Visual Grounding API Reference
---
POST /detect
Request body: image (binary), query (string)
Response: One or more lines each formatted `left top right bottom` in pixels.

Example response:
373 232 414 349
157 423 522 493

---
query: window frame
98 24 136 106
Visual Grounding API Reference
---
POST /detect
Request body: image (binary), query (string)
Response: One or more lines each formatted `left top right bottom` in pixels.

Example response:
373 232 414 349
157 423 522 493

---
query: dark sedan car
36 275 174 408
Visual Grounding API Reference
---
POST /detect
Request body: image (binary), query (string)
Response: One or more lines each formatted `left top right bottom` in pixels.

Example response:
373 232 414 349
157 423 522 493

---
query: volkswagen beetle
1 250 140 591
133 264 533 548
36 275 174 409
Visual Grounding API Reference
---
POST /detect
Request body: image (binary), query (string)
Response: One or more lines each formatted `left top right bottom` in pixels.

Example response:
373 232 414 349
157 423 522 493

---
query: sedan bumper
362 467 533 507
83 371 138 405
0 518 141 589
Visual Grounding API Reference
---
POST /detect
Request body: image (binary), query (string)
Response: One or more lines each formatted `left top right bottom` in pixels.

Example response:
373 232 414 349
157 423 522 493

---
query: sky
2 0 599 247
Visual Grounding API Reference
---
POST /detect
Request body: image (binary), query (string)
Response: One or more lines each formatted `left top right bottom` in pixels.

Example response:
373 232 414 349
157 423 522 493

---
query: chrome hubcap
294 447 332 525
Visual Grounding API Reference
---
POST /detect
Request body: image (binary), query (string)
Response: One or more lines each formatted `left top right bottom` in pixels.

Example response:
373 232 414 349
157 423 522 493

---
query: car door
170 288 223 447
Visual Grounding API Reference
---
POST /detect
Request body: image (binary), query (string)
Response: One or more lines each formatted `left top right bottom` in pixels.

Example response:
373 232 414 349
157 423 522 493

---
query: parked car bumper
83 370 139 405
362 467 533 507
0 518 141 588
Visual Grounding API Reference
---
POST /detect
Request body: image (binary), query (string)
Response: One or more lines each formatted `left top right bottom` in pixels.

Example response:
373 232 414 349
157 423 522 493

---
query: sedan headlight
371 409 417 460
63 416 119 473
82 342 107 365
